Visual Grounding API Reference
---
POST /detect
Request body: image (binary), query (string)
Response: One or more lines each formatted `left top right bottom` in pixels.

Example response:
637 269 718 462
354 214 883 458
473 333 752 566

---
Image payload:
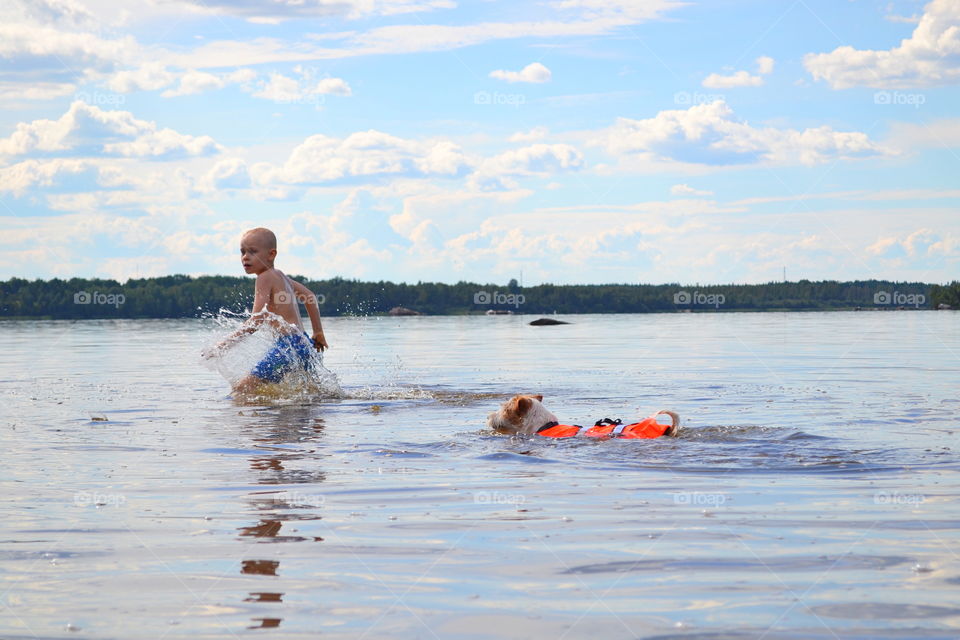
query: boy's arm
290 279 328 351
230 273 271 337
251 272 272 316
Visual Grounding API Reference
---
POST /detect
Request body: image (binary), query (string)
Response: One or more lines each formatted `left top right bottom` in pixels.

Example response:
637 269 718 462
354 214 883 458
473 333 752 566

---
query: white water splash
200 309 342 401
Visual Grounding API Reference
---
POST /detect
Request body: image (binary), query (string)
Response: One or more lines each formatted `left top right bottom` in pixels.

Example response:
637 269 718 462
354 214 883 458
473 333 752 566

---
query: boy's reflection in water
236 406 330 631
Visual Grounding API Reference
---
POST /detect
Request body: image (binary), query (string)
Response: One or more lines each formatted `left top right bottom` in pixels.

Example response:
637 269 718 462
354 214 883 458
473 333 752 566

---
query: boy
211 227 329 395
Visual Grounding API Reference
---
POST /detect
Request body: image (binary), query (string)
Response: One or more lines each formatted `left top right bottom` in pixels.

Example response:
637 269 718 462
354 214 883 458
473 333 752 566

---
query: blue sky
1 0 957 285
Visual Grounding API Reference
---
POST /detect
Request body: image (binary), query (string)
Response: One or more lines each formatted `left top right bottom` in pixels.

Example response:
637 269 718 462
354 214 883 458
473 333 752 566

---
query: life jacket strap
593 417 622 427
537 421 559 433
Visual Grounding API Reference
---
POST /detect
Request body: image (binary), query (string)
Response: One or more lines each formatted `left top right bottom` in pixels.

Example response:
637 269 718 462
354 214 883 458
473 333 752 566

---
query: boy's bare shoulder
256 268 284 285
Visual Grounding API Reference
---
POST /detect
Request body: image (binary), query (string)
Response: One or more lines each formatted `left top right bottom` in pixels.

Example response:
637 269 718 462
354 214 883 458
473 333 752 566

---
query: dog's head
487 394 559 436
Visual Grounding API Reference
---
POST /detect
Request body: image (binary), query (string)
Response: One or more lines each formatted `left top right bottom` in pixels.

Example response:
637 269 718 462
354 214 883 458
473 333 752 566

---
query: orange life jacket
536 412 675 439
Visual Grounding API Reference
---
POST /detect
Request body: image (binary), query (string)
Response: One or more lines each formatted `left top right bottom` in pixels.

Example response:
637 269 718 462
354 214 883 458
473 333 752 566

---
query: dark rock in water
388 306 422 316
529 317 569 326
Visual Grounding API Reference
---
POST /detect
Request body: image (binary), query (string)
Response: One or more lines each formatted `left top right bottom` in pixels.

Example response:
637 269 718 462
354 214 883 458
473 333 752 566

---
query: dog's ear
516 396 532 415
533 394 543 402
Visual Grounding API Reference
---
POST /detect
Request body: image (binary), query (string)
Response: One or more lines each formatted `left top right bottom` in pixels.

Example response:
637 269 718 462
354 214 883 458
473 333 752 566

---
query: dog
487 394 680 439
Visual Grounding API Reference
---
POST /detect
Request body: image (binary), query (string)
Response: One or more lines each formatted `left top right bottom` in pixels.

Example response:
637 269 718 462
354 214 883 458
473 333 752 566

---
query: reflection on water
245 592 283 602
240 559 279 576
248 617 282 629
235 406 333 631
1 314 959 639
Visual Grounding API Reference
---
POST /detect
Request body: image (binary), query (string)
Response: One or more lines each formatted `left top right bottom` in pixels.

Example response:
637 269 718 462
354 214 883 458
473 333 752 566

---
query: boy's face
240 233 276 275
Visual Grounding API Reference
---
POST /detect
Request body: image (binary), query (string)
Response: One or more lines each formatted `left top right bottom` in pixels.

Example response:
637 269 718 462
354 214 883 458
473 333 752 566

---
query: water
200 310 342 401
2 312 959 639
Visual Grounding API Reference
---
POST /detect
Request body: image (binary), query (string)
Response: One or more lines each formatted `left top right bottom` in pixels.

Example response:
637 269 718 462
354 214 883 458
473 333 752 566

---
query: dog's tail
655 410 681 437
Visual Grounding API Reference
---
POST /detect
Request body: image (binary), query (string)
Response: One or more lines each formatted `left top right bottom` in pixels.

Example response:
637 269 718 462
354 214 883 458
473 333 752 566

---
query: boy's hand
312 332 328 351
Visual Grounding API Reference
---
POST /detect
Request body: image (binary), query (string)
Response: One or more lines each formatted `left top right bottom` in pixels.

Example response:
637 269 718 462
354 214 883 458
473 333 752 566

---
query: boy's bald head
243 227 277 250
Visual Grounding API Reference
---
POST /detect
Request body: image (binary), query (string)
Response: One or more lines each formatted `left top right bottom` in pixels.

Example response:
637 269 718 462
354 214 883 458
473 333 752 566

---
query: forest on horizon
1 275 956 319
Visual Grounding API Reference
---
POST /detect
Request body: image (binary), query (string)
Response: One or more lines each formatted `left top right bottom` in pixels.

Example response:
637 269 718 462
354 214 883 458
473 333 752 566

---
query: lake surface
2 312 959 639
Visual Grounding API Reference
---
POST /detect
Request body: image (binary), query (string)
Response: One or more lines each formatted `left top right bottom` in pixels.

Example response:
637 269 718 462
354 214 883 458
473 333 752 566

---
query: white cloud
471 143 583 189
252 72 305 102
865 235 900 256
804 0 960 88
509 126 550 143
886 117 960 149
0 158 128 196
387 186 531 245
99 256 171 281
866 228 956 259
602 100 893 167
258 130 471 185
199 157 251 192
169 1 684 68
105 129 217 161
0 0 682 105
853 187 960 201
0 24 132 85
271 211 393 279
108 65 258 98
162 0 456 23
703 70 763 89
670 183 713 196
885 12 922 24
756 55 775 75
160 70 226 97
250 70 351 103
549 0 683 21
703 55 774 88
0 101 221 159
314 77 352 96
107 62 176 93
731 187 960 206
392 197 733 281
0 81 77 101
4 0 101 29
490 62 552 83
246 135 582 201
0 2 137 88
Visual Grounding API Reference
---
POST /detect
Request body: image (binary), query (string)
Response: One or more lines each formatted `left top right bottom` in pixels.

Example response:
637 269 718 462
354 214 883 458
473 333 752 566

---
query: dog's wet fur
487 394 680 437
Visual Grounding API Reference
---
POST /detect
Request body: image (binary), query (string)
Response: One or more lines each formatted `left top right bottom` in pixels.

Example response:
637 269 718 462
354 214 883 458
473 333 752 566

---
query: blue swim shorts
251 333 314 383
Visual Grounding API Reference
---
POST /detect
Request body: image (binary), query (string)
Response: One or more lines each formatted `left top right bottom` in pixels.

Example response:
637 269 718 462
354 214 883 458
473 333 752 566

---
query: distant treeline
0 275 957 319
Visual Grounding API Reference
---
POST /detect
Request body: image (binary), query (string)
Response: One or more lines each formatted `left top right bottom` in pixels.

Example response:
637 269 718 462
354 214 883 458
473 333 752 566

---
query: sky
0 0 958 286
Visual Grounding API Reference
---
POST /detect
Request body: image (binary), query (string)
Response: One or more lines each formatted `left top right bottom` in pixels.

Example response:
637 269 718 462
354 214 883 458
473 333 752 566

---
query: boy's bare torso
257 268 305 334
